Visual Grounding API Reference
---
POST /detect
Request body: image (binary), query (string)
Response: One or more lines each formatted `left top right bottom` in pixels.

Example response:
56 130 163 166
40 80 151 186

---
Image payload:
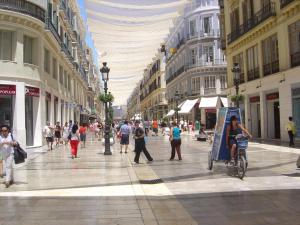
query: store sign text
0 85 16 95
25 86 40 97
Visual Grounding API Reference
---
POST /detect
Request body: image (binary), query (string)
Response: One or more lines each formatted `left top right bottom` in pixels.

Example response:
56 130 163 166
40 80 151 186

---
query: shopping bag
14 143 27 164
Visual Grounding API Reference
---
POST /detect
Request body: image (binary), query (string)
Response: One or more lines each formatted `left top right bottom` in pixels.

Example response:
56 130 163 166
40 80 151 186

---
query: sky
77 0 187 106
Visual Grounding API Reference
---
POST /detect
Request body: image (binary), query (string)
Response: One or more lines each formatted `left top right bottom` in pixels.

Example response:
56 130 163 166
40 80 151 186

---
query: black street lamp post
232 63 241 108
174 90 180 123
100 62 112 155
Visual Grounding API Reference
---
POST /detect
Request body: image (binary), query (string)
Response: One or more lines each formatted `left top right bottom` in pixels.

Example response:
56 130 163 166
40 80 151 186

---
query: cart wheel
237 156 246 179
208 151 213 170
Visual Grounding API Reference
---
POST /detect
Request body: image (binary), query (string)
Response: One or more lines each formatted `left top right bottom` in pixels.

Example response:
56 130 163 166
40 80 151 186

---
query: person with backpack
0 125 17 188
169 122 182 161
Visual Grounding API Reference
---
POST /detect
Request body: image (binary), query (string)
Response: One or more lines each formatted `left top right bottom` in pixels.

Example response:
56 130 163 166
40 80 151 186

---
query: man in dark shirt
134 121 153 164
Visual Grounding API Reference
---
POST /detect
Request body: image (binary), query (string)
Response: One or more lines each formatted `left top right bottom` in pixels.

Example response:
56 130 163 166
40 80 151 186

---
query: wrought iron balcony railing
61 42 73 64
247 67 260 81
45 18 61 43
280 0 295 8
0 0 45 22
263 60 279 76
291 51 300 68
227 2 276 44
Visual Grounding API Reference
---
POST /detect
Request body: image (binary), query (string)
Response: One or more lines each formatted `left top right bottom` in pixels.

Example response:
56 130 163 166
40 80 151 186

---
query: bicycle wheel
208 151 213 170
237 156 246 179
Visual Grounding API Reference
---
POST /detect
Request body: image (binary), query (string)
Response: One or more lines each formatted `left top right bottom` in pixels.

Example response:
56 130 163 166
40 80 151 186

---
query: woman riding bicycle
226 116 252 164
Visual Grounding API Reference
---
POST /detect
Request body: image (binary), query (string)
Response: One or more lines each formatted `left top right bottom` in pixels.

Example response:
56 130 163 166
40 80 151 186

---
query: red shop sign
250 96 260 103
266 92 279 100
0 85 16 95
25 86 40 97
205 108 216 113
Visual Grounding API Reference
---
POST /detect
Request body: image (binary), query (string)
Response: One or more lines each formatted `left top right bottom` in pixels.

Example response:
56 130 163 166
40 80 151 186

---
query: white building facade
165 0 227 128
0 0 102 148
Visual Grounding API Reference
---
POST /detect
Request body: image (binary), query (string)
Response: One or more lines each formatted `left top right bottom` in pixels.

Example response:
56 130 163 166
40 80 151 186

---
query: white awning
220 97 228 107
178 99 199 114
199 97 218 108
166 110 175 117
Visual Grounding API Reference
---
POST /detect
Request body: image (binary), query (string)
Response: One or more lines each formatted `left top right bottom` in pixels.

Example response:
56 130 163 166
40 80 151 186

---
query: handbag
11 135 27 164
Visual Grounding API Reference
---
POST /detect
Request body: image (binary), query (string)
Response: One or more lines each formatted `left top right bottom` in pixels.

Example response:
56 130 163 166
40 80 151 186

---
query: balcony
291 51 300 68
187 59 226 70
227 2 276 44
280 0 295 8
45 18 61 43
59 0 73 31
204 88 216 95
187 30 220 41
263 60 279 76
61 42 73 64
247 67 260 81
0 0 45 22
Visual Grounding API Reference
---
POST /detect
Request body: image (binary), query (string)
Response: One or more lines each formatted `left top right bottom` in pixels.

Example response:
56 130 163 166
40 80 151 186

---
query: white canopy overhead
166 110 175 117
85 0 189 105
220 97 228 107
199 97 219 108
179 99 199 114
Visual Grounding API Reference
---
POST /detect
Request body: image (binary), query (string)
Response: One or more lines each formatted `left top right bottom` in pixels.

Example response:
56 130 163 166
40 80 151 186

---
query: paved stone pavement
0 134 300 225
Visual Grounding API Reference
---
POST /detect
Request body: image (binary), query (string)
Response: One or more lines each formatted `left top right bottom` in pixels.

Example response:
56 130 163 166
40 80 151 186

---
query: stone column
259 91 267 139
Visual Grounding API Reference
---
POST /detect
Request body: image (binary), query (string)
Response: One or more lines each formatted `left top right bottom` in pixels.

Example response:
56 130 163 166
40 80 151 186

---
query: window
262 34 279 76
191 48 197 65
64 71 68 88
68 77 71 92
0 30 13 60
59 66 63 84
230 8 239 33
23 35 34 64
202 45 214 63
203 17 211 34
289 20 300 67
246 45 259 81
44 48 50 73
52 58 57 79
220 76 227 89
232 53 245 83
189 19 196 37
204 76 216 89
192 77 201 94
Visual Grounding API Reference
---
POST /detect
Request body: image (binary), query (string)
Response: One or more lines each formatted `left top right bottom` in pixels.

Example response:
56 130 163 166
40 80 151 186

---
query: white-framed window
192 77 201 94
44 48 50 73
0 30 13 61
59 66 63 84
23 35 34 64
204 76 216 89
220 76 227 89
191 48 197 65
203 17 211 34
52 58 57 80
189 19 196 37
246 45 259 80
202 45 214 63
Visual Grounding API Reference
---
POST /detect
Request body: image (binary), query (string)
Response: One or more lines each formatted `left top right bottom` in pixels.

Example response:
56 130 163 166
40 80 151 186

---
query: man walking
134 121 153 164
286 117 296 147
120 121 131 153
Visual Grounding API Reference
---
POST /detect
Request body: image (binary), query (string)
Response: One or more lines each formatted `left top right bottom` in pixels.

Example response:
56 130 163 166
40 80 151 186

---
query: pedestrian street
0 135 300 225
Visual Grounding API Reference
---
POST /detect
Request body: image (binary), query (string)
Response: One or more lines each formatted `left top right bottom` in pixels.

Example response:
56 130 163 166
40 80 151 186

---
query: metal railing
227 2 276 44
61 42 73 63
247 67 260 81
291 51 300 68
187 30 220 41
263 60 279 76
45 18 61 43
0 0 45 22
280 0 295 8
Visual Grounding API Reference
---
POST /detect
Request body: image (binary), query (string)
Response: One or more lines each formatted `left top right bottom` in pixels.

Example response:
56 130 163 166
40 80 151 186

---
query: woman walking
54 122 62 147
69 124 80 159
79 123 87 148
169 122 182 161
62 122 69 146
0 125 16 188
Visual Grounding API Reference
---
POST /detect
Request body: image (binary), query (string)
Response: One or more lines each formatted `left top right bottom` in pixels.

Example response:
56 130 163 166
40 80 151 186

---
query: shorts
153 128 158 133
80 134 86 142
120 134 129 145
46 137 54 143
229 139 237 147
55 132 61 138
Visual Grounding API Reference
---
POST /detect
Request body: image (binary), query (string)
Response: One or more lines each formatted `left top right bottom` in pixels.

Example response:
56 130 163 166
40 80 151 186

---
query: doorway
25 96 34 146
293 97 300 138
273 101 280 139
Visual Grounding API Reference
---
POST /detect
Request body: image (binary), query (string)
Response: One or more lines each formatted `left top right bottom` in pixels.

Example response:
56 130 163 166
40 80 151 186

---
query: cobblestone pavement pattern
0 133 300 225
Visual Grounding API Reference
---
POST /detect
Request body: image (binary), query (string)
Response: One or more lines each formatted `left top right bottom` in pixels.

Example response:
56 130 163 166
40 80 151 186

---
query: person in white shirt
0 125 16 188
43 122 54 150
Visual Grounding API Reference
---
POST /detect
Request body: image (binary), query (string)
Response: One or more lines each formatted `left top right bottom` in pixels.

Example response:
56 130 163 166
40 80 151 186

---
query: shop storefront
249 95 261 138
292 87 300 138
266 92 280 139
0 84 15 127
